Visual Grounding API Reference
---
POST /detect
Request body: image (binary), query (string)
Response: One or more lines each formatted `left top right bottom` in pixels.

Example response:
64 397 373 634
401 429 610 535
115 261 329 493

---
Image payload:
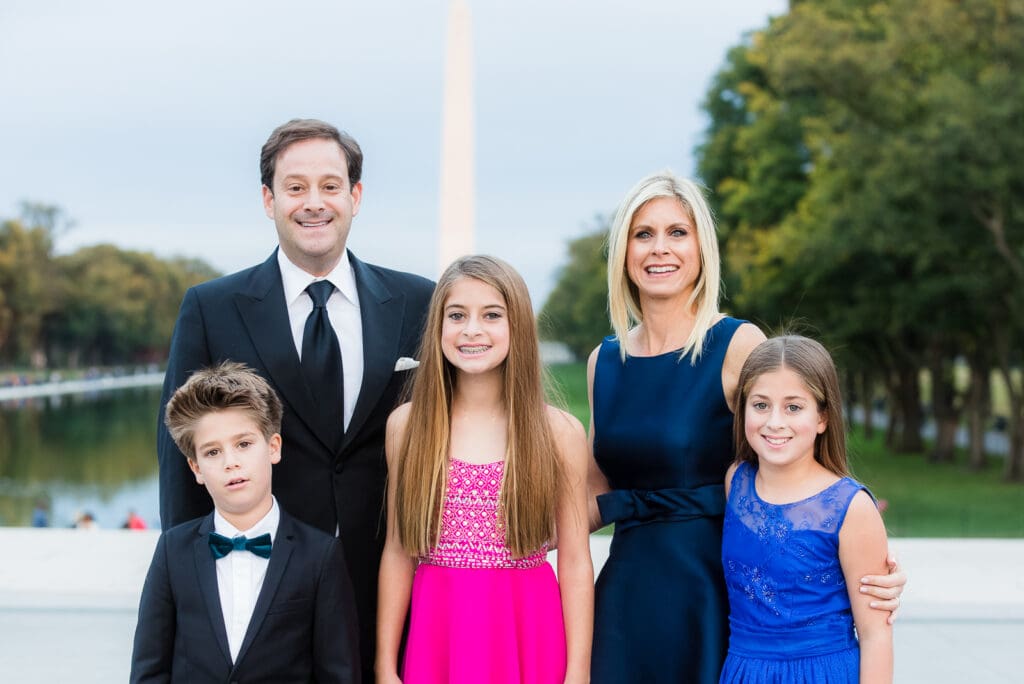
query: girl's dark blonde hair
395 255 562 558
733 335 849 477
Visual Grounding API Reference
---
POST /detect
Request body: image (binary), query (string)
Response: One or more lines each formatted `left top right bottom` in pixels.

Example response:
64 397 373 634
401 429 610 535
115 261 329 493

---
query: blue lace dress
720 462 869 683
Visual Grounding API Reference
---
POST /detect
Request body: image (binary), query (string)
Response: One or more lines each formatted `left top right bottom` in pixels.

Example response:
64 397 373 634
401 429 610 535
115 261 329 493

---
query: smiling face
625 196 701 305
743 366 828 471
188 407 282 530
440 277 511 377
262 137 362 277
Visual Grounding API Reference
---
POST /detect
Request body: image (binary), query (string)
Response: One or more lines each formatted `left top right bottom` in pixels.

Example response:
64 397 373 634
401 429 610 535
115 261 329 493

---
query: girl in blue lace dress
721 336 892 683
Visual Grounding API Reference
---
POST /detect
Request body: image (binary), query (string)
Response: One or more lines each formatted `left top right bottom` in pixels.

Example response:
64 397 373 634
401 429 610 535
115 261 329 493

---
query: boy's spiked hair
164 361 283 461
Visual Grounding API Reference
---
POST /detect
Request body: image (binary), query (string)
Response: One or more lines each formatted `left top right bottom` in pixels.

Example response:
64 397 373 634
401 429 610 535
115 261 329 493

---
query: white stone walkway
1 530 1021 682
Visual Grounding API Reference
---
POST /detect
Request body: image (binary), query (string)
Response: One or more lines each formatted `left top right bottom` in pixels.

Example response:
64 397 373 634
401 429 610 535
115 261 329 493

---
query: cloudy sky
2 0 787 305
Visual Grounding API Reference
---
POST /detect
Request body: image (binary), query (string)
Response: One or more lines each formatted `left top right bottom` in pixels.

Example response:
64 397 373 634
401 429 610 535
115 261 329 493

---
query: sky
1 0 788 307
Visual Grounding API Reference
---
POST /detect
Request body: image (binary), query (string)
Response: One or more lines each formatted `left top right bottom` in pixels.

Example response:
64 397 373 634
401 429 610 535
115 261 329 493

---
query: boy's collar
213 496 280 542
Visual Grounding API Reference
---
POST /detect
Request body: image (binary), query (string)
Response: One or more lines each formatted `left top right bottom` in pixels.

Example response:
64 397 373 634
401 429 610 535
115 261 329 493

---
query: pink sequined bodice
420 458 548 569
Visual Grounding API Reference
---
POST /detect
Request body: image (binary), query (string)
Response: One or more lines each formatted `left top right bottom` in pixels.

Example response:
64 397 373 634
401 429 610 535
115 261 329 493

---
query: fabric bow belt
597 484 726 530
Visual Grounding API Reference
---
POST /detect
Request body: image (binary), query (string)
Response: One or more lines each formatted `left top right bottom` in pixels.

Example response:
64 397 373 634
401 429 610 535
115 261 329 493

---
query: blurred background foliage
543 0 1024 483
0 203 218 370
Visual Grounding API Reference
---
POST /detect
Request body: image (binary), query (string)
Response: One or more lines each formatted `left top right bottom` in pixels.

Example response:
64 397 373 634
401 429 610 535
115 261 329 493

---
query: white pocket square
394 357 420 371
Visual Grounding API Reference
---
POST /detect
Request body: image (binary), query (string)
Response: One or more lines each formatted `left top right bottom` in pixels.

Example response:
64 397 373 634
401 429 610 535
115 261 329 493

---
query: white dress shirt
213 498 280 663
278 248 364 431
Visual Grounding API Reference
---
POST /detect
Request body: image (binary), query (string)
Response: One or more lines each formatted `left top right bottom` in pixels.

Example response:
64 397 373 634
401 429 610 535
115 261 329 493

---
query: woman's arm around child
840 490 894 683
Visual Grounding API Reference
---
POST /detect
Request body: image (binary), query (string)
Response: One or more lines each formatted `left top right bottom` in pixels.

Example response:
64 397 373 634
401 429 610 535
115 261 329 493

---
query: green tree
0 204 221 370
0 212 59 365
762 0 1024 474
696 0 1024 477
539 222 610 360
45 246 219 366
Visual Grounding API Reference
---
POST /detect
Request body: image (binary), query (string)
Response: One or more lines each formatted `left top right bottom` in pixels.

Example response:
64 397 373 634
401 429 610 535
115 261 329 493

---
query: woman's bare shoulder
726 322 767 363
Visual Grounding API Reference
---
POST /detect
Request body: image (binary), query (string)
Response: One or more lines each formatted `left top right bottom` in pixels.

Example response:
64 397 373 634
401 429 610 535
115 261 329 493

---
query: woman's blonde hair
606 171 721 363
733 336 850 477
395 255 562 558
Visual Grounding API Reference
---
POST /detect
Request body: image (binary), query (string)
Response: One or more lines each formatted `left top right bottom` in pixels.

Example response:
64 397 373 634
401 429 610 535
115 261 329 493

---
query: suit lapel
234 251 335 451
343 253 405 450
232 512 296 670
194 514 233 667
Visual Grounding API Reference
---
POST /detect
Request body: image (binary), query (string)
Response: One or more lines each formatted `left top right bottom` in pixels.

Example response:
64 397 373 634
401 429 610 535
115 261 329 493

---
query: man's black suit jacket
130 509 360 683
156 250 433 679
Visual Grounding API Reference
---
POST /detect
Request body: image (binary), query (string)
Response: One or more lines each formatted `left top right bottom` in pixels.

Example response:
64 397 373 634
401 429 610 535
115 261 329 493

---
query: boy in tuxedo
131 362 360 683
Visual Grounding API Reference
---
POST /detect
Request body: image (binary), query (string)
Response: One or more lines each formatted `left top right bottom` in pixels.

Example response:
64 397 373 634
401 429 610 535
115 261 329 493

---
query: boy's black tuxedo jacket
130 509 359 683
156 249 433 678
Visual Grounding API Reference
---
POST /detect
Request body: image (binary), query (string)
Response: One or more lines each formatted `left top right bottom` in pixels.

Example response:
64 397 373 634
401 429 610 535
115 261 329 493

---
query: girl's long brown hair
395 255 562 558
733 335 850 477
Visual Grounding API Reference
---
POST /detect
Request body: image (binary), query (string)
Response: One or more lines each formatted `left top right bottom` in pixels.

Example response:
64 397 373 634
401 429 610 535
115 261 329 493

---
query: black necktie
302 281 344 445
208 532 273 559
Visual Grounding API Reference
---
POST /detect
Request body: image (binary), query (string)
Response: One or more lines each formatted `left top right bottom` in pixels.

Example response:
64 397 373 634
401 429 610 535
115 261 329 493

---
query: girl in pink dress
376 255 594 684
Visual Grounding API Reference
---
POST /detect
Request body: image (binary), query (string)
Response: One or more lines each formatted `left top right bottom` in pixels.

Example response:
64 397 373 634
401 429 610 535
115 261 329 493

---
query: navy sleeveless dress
720 462 867 683
591 317 743 683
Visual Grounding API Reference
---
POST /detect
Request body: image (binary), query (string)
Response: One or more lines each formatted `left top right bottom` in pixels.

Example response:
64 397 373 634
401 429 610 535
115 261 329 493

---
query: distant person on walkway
586 171 905 682
133 362 359 683
74 511 98 530
31 498 49 527
720 335 893 683
376 256 593 683
123 510 147 530
156 118 433 680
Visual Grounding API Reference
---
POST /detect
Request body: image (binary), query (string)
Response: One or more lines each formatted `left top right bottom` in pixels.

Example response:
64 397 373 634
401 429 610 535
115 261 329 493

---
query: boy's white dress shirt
212 497 280 663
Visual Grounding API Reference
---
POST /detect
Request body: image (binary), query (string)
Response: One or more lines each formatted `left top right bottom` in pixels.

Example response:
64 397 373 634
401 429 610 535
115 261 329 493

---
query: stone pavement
0 529 1020 682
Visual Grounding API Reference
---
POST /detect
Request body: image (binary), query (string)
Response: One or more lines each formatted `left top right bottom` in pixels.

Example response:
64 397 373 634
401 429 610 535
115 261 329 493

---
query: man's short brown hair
164 361 283 461
260 118 363 191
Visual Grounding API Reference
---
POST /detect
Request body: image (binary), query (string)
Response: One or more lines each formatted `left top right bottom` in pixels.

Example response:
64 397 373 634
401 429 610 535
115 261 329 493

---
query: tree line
542 0 1024 481
0 204 218 370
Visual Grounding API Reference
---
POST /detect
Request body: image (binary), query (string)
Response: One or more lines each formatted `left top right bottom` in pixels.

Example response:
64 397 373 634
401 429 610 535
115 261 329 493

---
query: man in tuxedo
157 119 434 681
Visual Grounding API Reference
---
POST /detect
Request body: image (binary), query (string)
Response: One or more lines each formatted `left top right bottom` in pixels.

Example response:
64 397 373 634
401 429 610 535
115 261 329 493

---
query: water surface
0 387 161 528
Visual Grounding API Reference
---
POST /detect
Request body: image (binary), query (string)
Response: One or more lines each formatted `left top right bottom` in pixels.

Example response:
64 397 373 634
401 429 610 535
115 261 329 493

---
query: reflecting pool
0 386 161 528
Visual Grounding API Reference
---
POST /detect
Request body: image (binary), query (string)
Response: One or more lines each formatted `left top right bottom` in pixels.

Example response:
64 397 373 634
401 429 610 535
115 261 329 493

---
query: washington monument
438 0 475 272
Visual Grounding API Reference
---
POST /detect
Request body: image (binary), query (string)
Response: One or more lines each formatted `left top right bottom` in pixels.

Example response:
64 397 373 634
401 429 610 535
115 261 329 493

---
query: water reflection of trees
0 387 160 523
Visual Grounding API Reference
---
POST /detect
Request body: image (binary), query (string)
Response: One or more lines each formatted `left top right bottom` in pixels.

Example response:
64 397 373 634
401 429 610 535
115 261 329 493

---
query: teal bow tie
208 531 273 559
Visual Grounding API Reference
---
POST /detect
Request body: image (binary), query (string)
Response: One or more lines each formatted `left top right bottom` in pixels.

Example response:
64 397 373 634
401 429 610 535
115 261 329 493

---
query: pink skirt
402 562 567 683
